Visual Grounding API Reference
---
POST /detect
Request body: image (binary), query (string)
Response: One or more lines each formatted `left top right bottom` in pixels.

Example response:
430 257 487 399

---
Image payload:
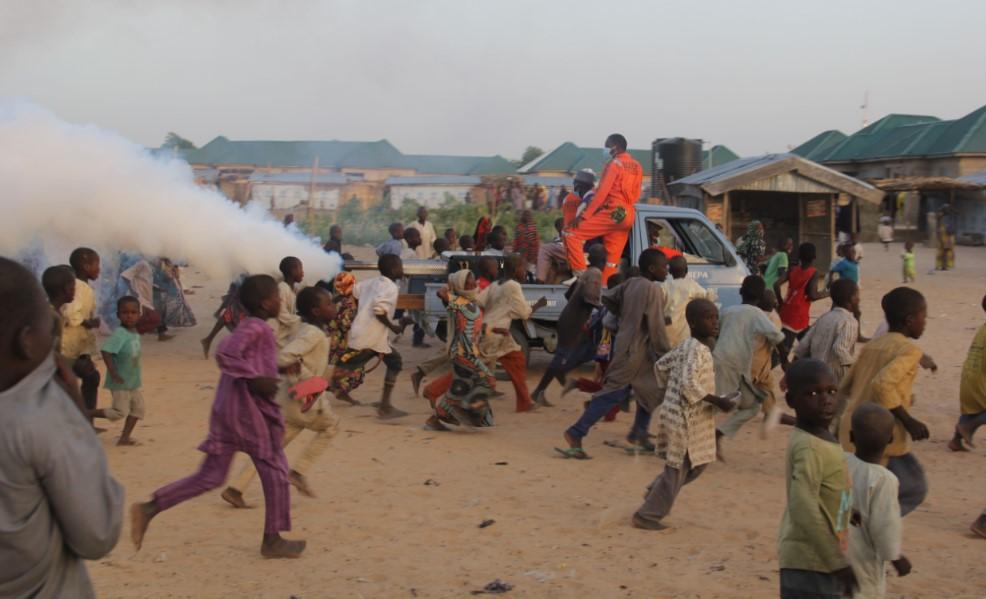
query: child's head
489 227 507 251
329 224 343 241
797 242 816 266
296 286 336 326
239 274 281 320
378 253 404 281
554 217 565 235
116 296 141 329
459 235 475 251
904 240 914 252
42 265 76 306
830 278 859 313
444 228 457 243
881 287 927 339
477 256 499 280
849 403 895 459
404 227 422 250
587 243 608 270
843 243 857 262
389 222 404 240
784 359 839 429
606 272 625 288
685 298 718 339
416 206 428 222
759 289 778 312
520 209 533 225
668 255 688 280
638 248 669 282
69 247 100 280
0 258 55 391
778 237 794 253
278 256 304 284
739 275 766 304
434 238 451 254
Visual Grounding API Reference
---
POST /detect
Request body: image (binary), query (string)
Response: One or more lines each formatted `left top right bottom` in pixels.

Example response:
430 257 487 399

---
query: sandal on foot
221 487 249 509
632 513 668 531
554 447 591 460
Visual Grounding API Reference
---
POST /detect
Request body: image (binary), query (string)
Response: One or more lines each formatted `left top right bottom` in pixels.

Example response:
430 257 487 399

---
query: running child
950 293 986 452
776 242 829 359
632 299 739 530
778 359 856 599
223 286 340 507
329 254 412 418
828 243 860 286
837 287 930 516
201 276 247 358
846 403 911 599
130 274 304 559
41 264 76 357
62 247 103 425
755 289 795 434
271 256 304 347
91 296 145 446
663 255 714 348
795 278 861 384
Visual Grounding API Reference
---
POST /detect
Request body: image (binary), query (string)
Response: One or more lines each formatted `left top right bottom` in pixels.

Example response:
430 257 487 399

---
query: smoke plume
0 103 340 282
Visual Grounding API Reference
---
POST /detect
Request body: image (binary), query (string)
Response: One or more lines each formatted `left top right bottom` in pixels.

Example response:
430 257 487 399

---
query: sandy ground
88 242 986 599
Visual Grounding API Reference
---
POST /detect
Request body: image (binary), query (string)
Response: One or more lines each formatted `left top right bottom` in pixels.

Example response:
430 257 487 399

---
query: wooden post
723 191 730 239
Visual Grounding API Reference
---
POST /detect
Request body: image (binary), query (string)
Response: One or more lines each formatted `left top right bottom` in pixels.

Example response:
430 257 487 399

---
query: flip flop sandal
554 447 591 460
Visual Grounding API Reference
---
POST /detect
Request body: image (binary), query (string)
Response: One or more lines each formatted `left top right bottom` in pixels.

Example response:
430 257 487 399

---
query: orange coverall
563 152 643 282
561 192 582 227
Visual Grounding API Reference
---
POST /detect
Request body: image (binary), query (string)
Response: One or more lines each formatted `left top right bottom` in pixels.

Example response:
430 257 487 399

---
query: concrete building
385 175 482 209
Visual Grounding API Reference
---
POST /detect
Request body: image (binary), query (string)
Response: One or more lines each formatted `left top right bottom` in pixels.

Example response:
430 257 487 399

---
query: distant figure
376 223 406 257
535 217 569 283
406 207 437 259
776 243 829 360
473 216 492 251
444 228 459 251
936 204 956 270
458 234 475 252
485 226 507 256
763 237 793 293
513 209 540 268
878 216 894 251
0 257 123 597
324 225 354 260
434 238 451 255
282 214 295 228
901 240 916 284
402 228 422 260
735 220 766 274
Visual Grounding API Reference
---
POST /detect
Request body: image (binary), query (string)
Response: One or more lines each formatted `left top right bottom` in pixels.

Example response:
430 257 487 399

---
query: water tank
654 138 703 183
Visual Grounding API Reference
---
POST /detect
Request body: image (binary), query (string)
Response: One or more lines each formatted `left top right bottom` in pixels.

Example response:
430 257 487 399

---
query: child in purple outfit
129 274 305 559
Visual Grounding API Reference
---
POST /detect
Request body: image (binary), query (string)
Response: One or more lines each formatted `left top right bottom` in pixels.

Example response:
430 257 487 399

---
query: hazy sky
2 0 985 159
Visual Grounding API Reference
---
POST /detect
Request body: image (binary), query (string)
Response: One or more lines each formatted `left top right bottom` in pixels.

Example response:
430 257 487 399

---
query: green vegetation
302 194 562 246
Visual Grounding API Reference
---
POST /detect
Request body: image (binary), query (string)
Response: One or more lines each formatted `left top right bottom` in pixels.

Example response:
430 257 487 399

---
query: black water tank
654 138 703 183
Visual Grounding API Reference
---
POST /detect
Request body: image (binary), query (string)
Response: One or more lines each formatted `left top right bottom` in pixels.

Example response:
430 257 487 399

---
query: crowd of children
4 207 986 598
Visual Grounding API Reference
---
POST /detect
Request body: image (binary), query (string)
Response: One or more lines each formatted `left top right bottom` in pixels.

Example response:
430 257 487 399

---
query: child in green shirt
93 296 144 446
778 359 856 599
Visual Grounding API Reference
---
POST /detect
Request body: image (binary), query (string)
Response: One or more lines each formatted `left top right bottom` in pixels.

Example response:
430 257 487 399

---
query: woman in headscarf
422 269 497 430
153 257 197 330
326 271 364 405
736 220 767 274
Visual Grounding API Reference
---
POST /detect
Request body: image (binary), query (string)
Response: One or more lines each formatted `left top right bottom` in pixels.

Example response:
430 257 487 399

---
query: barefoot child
795 278 861 384
632 299 738 530
755 289 795 433
91 296 145 446
950 294 986 451
560 249 671 458
271 257 304 347
776 243 829 360
0 257 123 597
223 286 340 507
329 254 411 418
778 359 857 599
901 241 916 284
130 274 305 559
846 403 911 599
62 247 102 424
200 276 246 358
837 287 930 516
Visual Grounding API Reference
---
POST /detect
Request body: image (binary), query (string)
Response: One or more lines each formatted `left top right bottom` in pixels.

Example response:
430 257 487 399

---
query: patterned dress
430 295 496 427
655 337 718 469
327 294 364 395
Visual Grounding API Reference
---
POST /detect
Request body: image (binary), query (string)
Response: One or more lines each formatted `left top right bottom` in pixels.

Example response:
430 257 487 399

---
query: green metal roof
791 130 848 161
793 105 986 163
518 142 738 176
180 136 513 175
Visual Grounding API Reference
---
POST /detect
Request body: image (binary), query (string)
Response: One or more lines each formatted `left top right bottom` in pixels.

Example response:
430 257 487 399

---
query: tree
520 146 544 165
162 132 197 150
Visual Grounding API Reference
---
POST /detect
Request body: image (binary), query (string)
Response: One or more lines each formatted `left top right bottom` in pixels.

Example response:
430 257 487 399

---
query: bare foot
260 534 306 559
221 487 249 509
335 393 361 406
411 370 424 397
948 437 969 452
289 470 315 498
200 339 211 359
956 423 977 448
117 437 140 446
129 501 157 551
377 406 409 420
424 415 450 431
532 390 554 408
715 430 727 463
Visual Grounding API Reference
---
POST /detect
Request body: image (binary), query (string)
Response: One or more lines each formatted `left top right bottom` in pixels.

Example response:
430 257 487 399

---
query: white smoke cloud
0 102 341 283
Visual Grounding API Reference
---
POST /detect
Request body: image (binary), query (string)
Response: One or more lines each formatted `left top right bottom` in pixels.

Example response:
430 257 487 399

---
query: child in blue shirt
829 243 860 285
93 296 144 446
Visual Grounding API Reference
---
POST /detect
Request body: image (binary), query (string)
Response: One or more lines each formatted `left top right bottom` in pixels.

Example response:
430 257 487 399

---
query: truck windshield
645 217 728 265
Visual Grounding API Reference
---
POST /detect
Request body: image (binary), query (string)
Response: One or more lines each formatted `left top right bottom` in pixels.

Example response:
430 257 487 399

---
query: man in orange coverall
563 133 642 283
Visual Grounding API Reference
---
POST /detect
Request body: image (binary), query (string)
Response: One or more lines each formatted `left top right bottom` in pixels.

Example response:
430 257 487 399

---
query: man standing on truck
563 134 643 283
537 169 597 283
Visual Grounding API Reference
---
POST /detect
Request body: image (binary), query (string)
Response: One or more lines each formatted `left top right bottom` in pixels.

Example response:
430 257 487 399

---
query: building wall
251 183 341 210
827 156 986 179
388 185 478 209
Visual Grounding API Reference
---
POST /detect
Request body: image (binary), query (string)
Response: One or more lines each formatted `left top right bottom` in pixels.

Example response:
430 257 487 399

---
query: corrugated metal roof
518 142 739 175
248 171 349 184
669 153 883 203
386 175 482 186
792 130 848 161
401 154 515 175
